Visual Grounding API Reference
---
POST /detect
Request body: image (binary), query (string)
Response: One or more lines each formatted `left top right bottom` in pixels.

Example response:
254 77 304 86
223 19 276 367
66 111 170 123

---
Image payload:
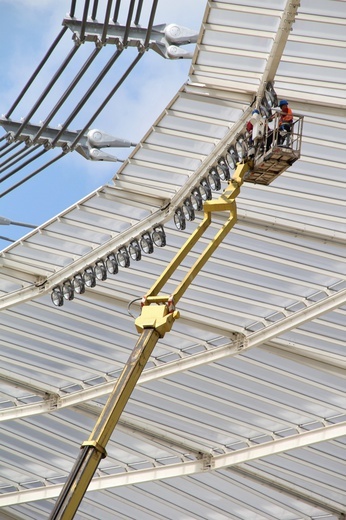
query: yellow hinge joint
135 304 180 337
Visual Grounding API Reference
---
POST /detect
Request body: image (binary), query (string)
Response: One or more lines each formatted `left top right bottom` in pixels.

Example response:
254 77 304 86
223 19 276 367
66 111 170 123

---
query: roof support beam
0 207 167 311
0 368 59 399
237 207 346 244
247 286 346 346
257 0 300 102
264 339 346 375
0 421 344 507
229 466 344 517
1 285 346 421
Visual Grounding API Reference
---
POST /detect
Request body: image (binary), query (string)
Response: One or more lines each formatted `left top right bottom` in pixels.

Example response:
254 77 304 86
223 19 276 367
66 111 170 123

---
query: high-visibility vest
280 107 293 125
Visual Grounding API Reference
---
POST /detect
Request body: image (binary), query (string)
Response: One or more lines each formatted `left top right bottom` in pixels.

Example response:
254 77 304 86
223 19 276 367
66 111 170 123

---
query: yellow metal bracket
135 304 180 337
81 440 107 458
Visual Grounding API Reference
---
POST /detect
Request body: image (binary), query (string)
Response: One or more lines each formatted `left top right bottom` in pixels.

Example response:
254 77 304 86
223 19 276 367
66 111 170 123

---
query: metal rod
0 140 10 153
0 148 48 185
0 141 21 159
112 0 121 23
101 0 114 43
144 0 159 48
0 152 64 199
0 235 15 243
50 48 122 148
13 43 80 140
32 46 102 144
70 51 142 149
123 0 136 46
0 144 41 174
134 0 144 25
0 133 9 143
5 27 68 119
80 0 91 41
69 0 77 17
8 220 37 229
91 0 99 20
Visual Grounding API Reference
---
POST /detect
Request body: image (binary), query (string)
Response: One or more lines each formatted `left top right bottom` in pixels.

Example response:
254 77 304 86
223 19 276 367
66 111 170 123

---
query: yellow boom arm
49 161 250 519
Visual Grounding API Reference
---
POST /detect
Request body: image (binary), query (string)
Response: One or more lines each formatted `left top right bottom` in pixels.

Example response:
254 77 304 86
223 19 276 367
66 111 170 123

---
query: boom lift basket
245 113 304 186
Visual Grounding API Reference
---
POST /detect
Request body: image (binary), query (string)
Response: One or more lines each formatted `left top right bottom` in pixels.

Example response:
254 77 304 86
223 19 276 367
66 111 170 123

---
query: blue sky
0 0 206 248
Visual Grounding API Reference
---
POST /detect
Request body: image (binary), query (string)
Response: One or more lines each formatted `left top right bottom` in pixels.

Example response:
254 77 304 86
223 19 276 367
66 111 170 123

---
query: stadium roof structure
0 1 346 519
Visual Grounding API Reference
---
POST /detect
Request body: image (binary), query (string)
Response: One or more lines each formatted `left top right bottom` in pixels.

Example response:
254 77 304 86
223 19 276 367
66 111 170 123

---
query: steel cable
32 46 102 144
113 0 121 23
101 0 114 43
70 51 143 149
0 133 9 144
0 152 65 199
69 0 77 17
144 0 159 48
50 48 123 147
134 0 144 25
123 0 136 46
80 0 91 42
0 144 42 174
91 0 99 20
5 27 68 119
0 148 48 185
0 141 22 159
13 43 80 140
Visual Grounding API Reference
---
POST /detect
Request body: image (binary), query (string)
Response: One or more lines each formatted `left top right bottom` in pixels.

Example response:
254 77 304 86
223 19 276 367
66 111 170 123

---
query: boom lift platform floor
245 145 300 186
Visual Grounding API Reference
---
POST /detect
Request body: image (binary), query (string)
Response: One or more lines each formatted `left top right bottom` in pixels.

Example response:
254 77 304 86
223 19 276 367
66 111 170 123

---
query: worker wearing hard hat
278 100 293 145
279 100 293 126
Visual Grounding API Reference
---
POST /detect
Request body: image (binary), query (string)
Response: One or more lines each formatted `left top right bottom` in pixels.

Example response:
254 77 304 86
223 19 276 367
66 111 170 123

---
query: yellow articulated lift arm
48 161 252 519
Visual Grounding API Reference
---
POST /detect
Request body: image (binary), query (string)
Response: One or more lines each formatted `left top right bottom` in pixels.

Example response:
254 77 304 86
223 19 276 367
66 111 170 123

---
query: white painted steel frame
1 282 345 423
1 1 346 519
0 422 344 507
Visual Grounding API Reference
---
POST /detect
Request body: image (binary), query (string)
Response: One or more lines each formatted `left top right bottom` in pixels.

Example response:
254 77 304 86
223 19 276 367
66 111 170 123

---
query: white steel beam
263 339 346 375
0 421 344 507
256 0 300 102
229 466 344 517
0 367 59 398
237 207 346 244
211 3 282 16
0 207 167 311
212 474 312 520
240 196 346 227
0 512 25 520
1 285 345 421
247 286 346 347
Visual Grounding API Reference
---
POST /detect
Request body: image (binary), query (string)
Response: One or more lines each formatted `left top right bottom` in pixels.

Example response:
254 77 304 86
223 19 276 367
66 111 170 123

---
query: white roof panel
0 0 346 519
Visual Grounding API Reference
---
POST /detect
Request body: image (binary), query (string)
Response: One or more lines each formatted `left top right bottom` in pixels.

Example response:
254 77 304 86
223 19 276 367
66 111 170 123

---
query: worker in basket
246 109 272 157
278 100 293 146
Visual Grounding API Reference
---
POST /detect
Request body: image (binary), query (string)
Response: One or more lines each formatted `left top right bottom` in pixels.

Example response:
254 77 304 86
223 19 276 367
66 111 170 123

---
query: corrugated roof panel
0 0 346 518
146 132 215 155
160 113 229 139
